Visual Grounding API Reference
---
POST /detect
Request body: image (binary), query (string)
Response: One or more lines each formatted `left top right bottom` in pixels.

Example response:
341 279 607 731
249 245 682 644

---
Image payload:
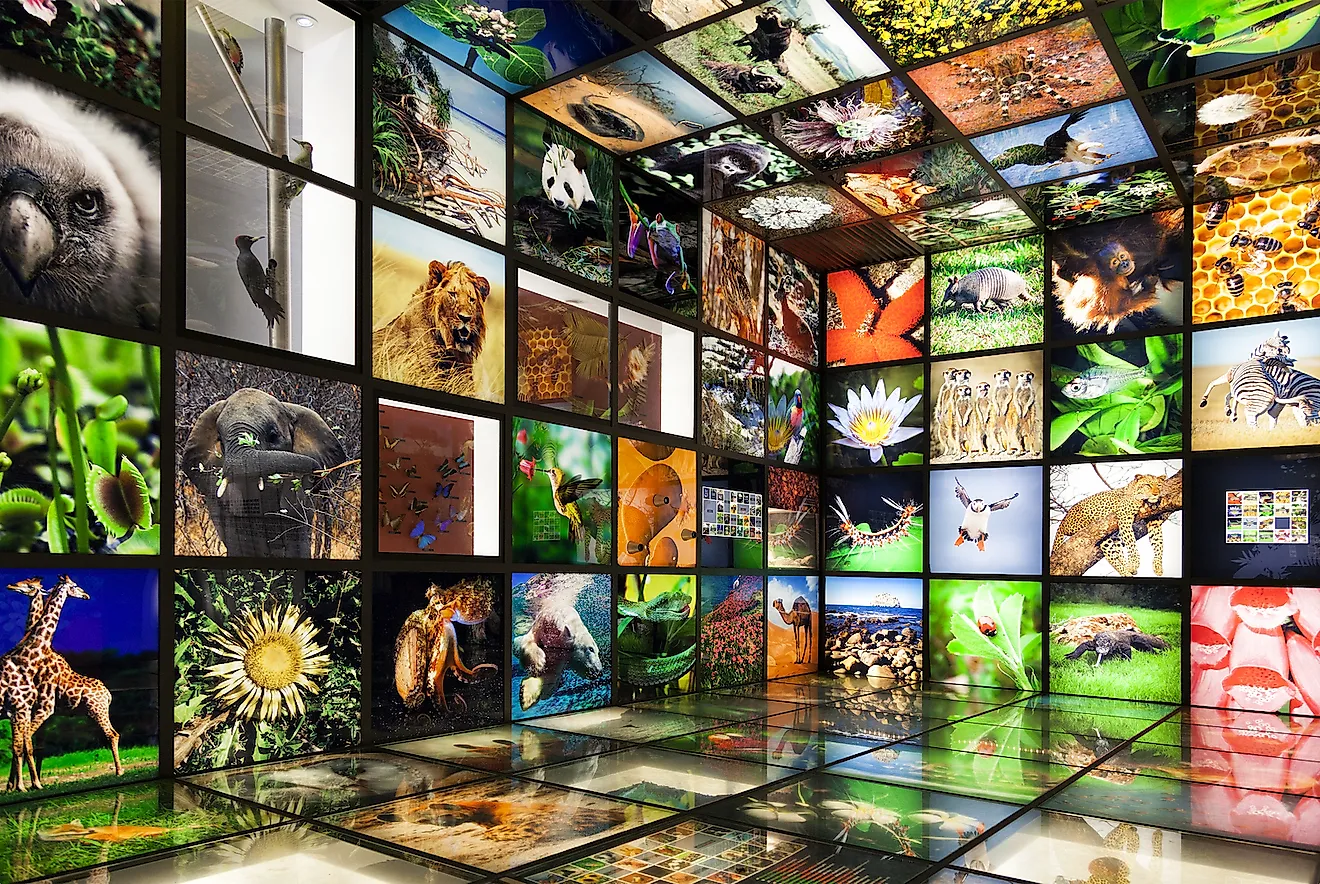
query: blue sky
971 101 1155 187
826 576 922 610
1193 315 1320 366
382 28 506 133
0 570 157 656
374 206 506 284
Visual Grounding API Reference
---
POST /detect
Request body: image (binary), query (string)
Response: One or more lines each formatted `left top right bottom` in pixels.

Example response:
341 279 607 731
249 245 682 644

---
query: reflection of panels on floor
746 838 931 884
729 772 1018 861
323 777 672 874
1084 740 1320 798
1012 693 1174 722
658 722 874 770
385 724 632 773
530 746 790 810
630 694 806 721
524 819 812 884
1043 774 1320 850
710 680 871 705
534 707 725 742
185 751 490 817
831 743 1078 804
0 781 285 884
82 824 481 884
956 808 1320 884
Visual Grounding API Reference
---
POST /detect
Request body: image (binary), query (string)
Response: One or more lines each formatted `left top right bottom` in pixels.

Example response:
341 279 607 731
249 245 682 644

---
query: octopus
395 578 498 712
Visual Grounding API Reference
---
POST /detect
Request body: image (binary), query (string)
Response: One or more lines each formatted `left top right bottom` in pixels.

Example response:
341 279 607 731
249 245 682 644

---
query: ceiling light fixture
291 13 317 27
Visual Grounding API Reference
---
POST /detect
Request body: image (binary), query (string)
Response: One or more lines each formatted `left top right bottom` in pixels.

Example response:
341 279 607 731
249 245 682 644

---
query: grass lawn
931 303 1044 355
1049 603 1182 703
0 720 158 805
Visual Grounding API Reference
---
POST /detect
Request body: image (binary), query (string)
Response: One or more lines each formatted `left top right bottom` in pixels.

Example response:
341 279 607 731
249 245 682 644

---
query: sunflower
827 380 922 464
207 605 331 721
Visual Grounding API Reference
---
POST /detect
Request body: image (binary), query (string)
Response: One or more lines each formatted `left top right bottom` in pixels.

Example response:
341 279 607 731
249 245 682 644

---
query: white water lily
827 380 922 464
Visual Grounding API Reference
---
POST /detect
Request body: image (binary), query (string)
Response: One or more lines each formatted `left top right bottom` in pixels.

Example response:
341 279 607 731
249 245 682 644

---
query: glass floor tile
657 721 876 769
629 694 806 721
528 745 793 810
386 724 632 773
829 742 1078 804
533 707 726 742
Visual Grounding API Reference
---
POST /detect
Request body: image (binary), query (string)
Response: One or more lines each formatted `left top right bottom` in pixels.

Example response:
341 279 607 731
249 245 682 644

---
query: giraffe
0 574 89 791
6 577 121 788
772 596 814 665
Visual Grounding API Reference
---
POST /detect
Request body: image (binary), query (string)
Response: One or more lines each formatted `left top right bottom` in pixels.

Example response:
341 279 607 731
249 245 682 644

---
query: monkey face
1098 242 1134 277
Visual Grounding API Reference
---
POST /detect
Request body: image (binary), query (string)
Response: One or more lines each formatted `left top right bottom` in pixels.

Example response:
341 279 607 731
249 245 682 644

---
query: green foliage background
174 570 362 774
930 236 1045 356
930 580 1042 690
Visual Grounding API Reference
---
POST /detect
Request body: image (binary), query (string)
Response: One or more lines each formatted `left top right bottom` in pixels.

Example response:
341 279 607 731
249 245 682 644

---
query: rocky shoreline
826 611 923 682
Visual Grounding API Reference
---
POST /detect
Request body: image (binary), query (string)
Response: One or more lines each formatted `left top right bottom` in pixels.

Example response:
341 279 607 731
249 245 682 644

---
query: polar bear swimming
514 573 604 711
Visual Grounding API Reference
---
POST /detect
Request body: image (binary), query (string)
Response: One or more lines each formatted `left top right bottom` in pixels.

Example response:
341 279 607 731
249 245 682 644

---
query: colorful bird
541 467 602 542
218 28 244 74
787 389 805 434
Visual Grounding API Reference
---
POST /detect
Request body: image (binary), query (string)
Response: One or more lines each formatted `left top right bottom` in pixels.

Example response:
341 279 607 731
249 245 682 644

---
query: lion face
419 260 489 364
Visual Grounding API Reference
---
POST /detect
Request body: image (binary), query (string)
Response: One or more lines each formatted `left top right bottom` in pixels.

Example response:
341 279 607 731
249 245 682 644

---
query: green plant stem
47 327 91 553
142 343 159 414
0 394 25 442
46 370 64 545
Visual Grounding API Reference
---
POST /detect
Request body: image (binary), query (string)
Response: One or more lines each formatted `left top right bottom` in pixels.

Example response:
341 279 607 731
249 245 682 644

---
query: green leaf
46 496 68 554
95 394 128 421
89 458 153 538
999 591 1025 661
1079 436 1122 456
1140 395 1166 432
1112 437 1144 455
894 452 925 465
1144 335 1170 374
1076 343 1138 369
407 0 465 27
479 43 551 86
1116 408 1142 446
1154 377 1183 396
84 418 118 471
505 6 546 41
118 524 160 555
0 488 49 528
1142 433 1184 452
1050 410 1100 450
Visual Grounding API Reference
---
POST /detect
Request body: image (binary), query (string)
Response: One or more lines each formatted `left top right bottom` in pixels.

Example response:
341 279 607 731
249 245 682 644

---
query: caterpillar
770 507 812 549
830 495 922 548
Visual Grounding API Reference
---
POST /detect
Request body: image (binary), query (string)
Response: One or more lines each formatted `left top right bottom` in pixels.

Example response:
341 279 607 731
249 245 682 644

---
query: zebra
1225 356 1317 429
1198 333 1293 416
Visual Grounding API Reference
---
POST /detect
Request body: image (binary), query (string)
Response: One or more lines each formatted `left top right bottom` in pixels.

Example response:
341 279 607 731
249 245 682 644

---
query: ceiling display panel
597 0 756 39
840 143 1000 217
889 196 1037 250
765 77 947 169
1103 0 1320 90
1188 50 1320 151
521 51 733 153
384 1 630 93
848 0 1083 67
970 101 1158 188
1021 162 1182 228
632 125 810 203
709 182 871 240
1189 124 1320 201
909 19 1125 134
657 0 888 115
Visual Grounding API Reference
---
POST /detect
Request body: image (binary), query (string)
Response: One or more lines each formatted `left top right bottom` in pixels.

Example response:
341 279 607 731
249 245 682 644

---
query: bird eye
69 190 104 221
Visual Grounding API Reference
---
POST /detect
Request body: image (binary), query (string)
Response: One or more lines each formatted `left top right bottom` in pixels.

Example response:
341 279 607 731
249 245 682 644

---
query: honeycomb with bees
520 325 573 401
1195 51 1320 149
1192 182 1320 324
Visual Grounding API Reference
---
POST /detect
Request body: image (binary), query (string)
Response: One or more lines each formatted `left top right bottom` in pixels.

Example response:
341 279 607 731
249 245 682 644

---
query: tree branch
1050 471 1183 576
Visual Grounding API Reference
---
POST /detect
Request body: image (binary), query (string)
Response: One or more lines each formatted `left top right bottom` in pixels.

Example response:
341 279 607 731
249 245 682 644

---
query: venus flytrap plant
47 327 91 553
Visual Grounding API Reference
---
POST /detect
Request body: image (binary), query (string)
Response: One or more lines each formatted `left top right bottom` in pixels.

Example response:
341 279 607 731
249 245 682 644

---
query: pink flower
517 428 528 445
20 0 57 24
519 459 535 480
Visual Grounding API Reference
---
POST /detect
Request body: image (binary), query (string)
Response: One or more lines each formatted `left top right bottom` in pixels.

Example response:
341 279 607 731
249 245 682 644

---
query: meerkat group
934 367 1039 460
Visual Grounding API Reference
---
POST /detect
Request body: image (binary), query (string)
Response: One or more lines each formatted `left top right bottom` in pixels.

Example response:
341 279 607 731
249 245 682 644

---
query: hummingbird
279 139 313 203
234 234 283 327
540 467 602 542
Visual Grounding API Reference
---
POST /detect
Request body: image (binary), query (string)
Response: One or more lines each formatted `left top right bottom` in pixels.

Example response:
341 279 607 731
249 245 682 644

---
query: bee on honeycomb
1193 182 1320 324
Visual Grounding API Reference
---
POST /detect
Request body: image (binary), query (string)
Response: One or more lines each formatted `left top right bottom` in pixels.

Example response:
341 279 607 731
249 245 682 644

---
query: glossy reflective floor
9 677 1320 884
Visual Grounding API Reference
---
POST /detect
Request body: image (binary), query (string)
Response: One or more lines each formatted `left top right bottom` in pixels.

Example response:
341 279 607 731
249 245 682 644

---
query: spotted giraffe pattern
6 578 120 786
0 575 88 791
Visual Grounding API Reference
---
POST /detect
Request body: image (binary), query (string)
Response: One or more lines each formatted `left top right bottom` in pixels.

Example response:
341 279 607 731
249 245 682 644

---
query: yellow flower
207 604 332 721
